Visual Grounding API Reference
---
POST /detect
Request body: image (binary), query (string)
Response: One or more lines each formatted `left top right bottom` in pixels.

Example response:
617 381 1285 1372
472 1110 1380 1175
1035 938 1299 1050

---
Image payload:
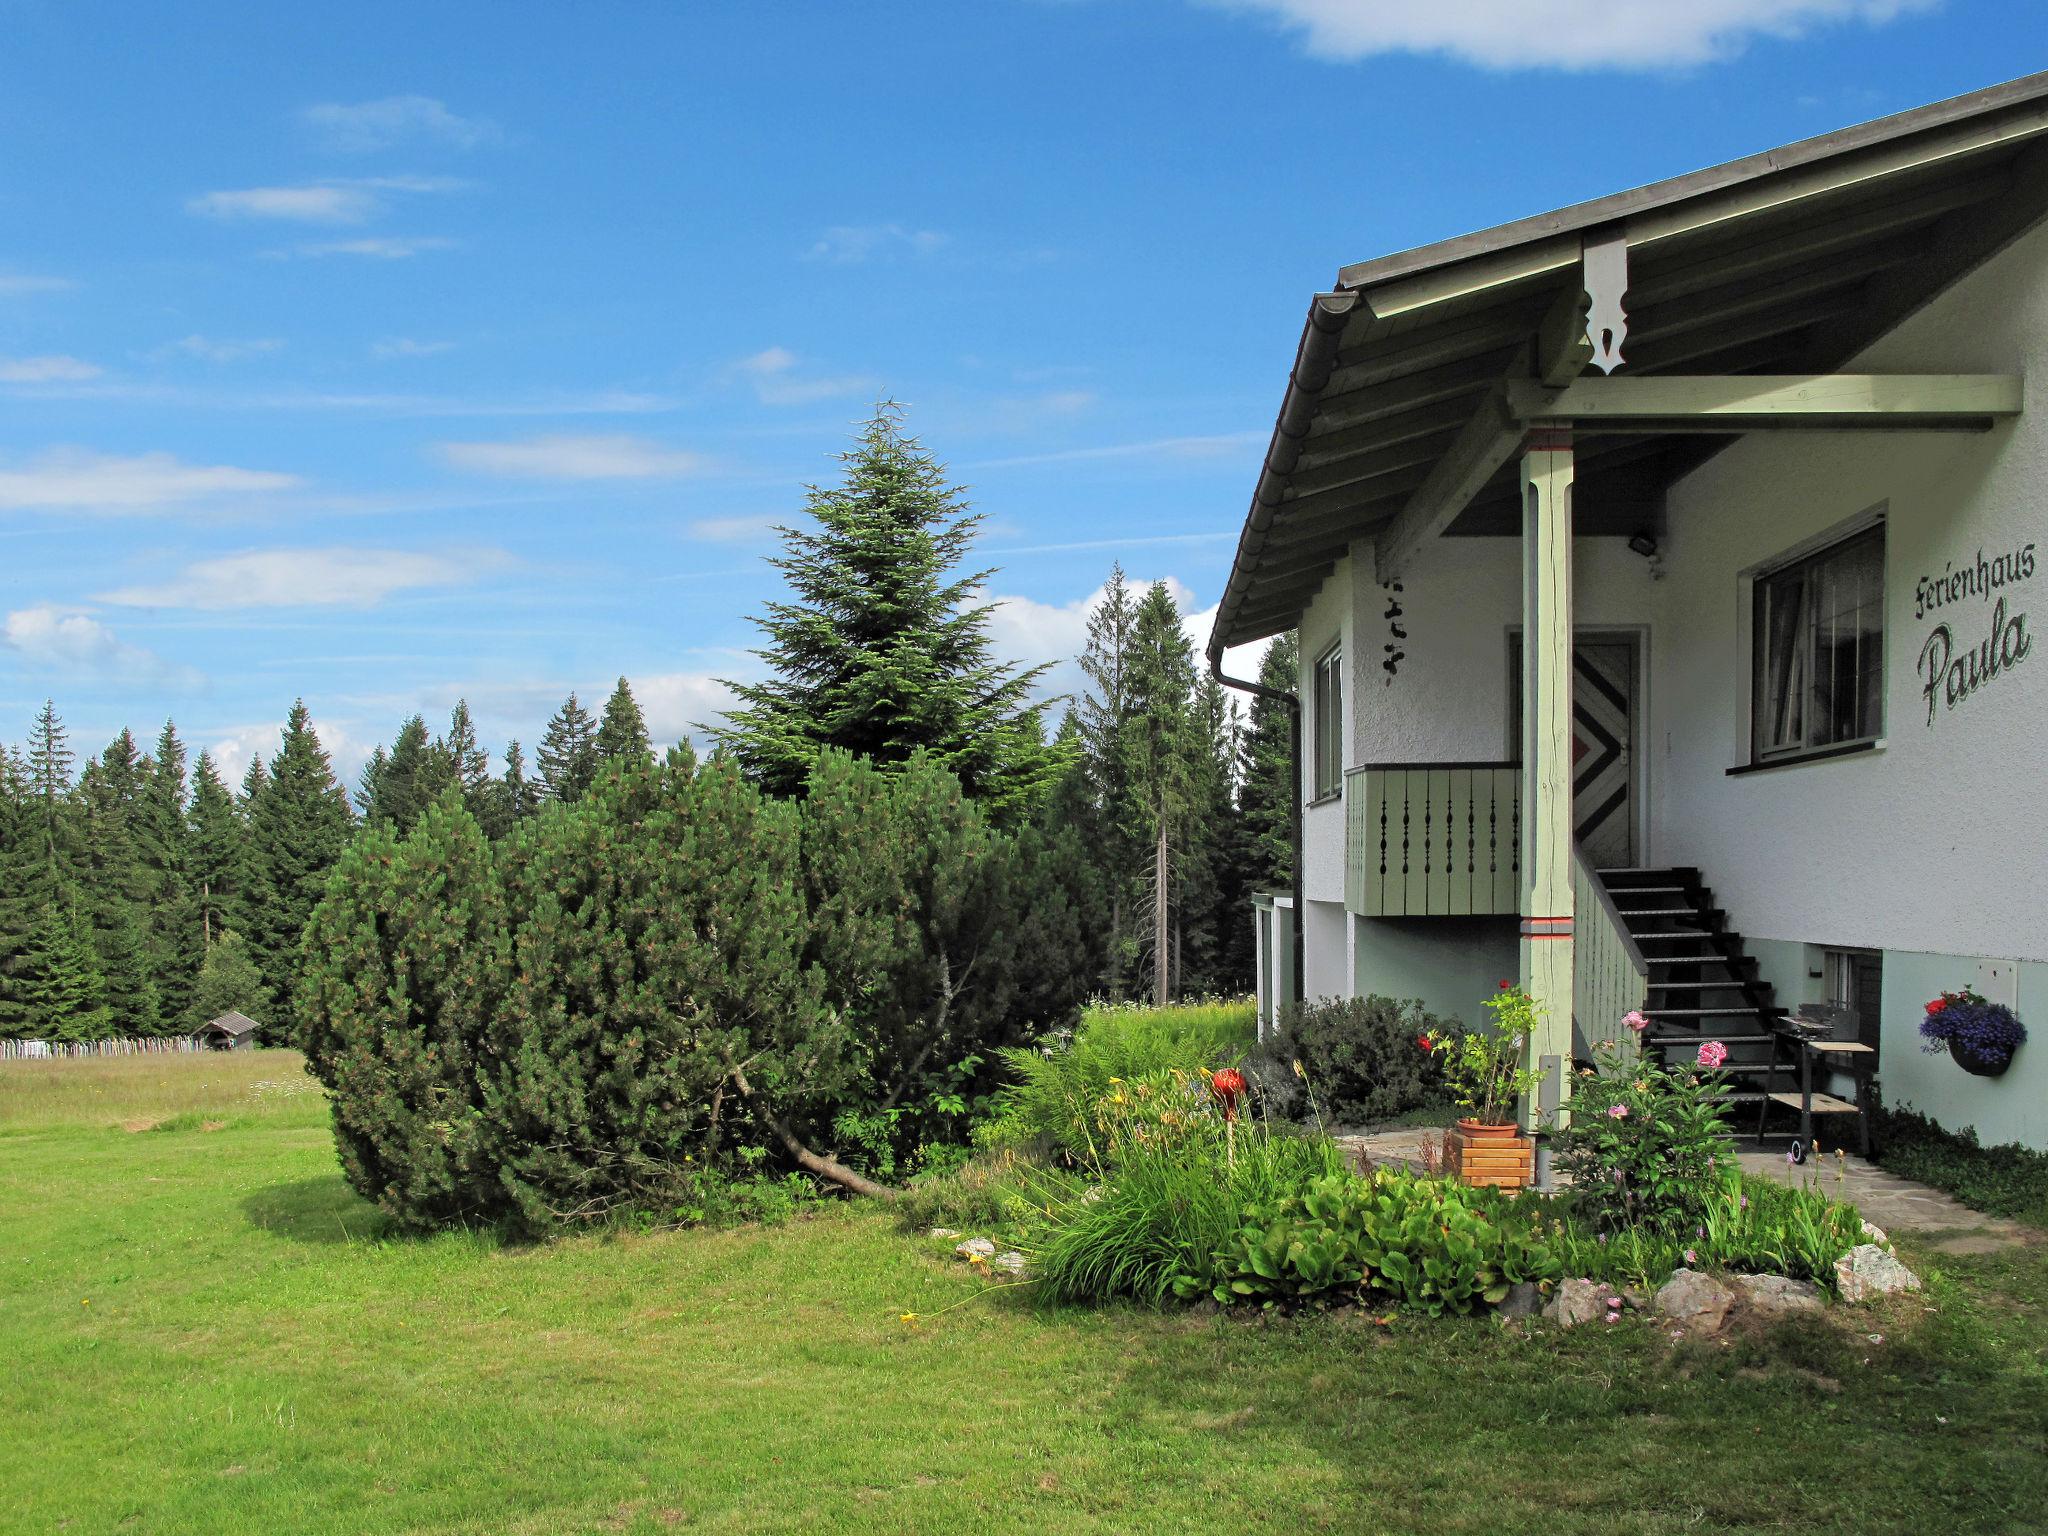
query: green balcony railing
1345 762 1520 917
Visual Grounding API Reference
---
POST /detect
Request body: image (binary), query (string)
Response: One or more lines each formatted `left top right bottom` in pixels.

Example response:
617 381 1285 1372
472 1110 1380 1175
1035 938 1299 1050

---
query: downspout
1209 649 1302 1020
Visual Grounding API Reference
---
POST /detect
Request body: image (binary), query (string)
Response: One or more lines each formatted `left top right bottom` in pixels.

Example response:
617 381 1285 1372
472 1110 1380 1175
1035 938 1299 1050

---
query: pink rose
1623 1009 1649 1034
1697 1040 1729 1070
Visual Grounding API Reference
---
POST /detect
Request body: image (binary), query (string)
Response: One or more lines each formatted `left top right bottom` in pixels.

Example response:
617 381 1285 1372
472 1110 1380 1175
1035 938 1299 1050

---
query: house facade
1219 76 2048 1152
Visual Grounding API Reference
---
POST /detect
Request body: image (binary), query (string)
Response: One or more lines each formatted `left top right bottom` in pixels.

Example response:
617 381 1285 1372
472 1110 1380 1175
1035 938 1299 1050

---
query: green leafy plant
1246 995 1454 1125
1552 1039 1733 1235
1872 1102 2048 1228
990 999 1254 1163
1205 1169 1561 1315
1418 983 1550 1126
1552 1170 1865 1290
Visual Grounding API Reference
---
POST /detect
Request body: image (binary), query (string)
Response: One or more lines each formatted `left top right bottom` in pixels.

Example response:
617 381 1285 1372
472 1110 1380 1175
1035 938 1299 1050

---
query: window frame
1822 946 1884 1055
1311 641 1344 802
1748 521 1886 768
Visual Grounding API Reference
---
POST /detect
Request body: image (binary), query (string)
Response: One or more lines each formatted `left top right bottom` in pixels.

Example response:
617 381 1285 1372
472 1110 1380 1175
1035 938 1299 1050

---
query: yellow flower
899 1312 918 1324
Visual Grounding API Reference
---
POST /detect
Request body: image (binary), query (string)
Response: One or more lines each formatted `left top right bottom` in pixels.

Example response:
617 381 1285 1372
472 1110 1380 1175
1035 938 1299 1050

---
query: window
1312 642 1343 800
1751 523 1885 763
1823 947 1883 1054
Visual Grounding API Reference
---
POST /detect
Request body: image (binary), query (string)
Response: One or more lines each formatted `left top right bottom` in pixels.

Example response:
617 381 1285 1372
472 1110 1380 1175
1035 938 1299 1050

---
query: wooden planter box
1448 1119 1533 1189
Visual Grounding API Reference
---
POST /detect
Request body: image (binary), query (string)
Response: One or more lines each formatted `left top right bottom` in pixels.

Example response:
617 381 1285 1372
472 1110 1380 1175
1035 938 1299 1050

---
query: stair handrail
1573 844 1650 978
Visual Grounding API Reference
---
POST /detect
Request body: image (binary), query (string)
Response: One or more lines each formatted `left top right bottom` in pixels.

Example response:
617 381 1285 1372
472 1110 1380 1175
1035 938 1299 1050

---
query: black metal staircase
1594 867 1786 1112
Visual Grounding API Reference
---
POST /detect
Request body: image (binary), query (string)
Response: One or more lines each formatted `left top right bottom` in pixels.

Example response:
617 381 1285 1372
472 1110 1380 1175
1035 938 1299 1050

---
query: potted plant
1919 988 2027 1078
1418 982 1551 1188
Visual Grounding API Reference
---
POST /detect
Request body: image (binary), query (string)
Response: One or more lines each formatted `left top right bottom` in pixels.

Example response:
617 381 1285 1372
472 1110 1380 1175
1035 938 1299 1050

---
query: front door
1510 633 1641 869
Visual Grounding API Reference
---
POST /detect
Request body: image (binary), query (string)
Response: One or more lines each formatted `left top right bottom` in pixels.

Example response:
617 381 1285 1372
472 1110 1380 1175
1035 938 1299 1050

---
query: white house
1217 75 2048 1153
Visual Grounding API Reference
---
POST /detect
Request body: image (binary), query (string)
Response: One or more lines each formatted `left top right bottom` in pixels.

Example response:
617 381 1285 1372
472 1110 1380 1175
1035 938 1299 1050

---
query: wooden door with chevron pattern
1510 633 1641 870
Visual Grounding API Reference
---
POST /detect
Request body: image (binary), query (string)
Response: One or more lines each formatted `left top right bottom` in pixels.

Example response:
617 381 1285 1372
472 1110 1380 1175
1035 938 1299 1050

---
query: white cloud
97 546 491 611
303 95 499 153
1204 0 1936 70
0 354 100 382
290 236 456 260
982 575 1267 704
436 433 706 479
0 271 75 297
2 604 200 686
187 175 466 224
159 334 285 363
207 713 371 789
734 346 876 406
0 448 299 511
689 515 780 543
629 671 739 745
370 336 456 359
805 223 950 263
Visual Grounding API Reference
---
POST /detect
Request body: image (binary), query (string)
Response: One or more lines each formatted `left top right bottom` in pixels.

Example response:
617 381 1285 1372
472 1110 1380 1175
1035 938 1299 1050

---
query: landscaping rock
929 1227 961 1240
1654 1269 1736 1334
1834 1244 1921 1304
1729 1273 1824 1318
1860 1220 1889 1248
1544 1278 1609 1328
990 1251 1028 1277
1495 1281 1541 1318
954 1237 996 1261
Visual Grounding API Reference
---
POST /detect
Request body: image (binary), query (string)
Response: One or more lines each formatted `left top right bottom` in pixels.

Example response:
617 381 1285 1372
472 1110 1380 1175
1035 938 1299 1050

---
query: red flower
1498 979 1513 990
1210 1067 1248 1123
1416 1034 1433 1053
1926 998 1949 1014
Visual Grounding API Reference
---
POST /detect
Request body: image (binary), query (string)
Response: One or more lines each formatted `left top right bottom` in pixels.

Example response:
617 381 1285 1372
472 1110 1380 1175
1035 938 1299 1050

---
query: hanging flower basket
1920 989 2025 1079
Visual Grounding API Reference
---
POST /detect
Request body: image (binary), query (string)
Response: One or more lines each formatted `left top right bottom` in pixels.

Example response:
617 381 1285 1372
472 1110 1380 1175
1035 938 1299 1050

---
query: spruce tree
1238 633 1298 893
361 715 454 835
27 699 74 867
188 750 245 971
445 699 493 817
0 762 108 1040
594 677 651 764
140 720 200 1026
536 692 599 804
191 928 267 1025
245 702 354 1026
1077 567 1144 995
480 739 537 839
76 746 162 1036
1122 582 1202 1002
711 404 1060 820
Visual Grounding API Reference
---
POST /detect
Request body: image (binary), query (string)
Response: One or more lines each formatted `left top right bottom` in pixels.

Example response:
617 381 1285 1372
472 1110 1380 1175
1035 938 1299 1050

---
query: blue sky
2 0 2042 786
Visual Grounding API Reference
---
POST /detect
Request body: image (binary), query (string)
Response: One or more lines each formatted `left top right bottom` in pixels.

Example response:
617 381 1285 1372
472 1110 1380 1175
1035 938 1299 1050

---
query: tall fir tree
1121 582 1203 1002
445 699 493 818
76 742 162 1036
187 750 246 973
594 677 652 764
711 404 1061 820
480 739 537 840
536 692 599 804
1076 567 1144 995
139 720 201 1026
0 745 108 1041
1238 633 1298 894
27 699 75 868
244 702 354 1028
360 714 455 835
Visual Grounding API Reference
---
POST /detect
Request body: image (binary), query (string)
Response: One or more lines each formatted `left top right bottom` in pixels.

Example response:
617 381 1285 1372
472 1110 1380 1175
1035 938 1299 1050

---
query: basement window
1750 522 1885 765
1823 947 1884 1055
1312 641 1343 800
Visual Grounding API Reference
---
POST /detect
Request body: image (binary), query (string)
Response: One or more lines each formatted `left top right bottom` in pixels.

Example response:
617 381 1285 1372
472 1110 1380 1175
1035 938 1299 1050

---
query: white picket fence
1 1035 205 1061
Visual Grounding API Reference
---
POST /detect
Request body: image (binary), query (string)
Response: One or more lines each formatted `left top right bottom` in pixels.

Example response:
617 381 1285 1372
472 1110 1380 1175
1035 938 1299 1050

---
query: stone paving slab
1337 1127 2029 1248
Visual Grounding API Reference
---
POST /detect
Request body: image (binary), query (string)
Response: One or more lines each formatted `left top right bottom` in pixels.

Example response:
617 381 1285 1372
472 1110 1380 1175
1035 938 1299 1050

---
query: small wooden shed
196 1012 261 1051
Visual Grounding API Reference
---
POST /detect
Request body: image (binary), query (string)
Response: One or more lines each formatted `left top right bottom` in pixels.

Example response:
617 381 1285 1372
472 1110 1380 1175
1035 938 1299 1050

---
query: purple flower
1684 1248 1697 1264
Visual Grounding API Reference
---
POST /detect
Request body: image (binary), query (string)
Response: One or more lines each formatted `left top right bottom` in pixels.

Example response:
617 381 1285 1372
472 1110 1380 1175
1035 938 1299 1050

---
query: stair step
1643 952 1726 964
1646 1007 1767 1019
1633 930 1725 941
1649 980 1757 991
1644 1031 1777 1046
1619 907 1712 917
1599 866 1697 877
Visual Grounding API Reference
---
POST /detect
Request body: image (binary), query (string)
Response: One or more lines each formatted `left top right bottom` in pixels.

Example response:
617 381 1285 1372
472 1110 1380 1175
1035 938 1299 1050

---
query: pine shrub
1247 996 1453 1126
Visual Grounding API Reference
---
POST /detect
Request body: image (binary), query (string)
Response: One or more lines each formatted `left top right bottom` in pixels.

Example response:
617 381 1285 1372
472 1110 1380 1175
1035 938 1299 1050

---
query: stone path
1336 1127 2030 1251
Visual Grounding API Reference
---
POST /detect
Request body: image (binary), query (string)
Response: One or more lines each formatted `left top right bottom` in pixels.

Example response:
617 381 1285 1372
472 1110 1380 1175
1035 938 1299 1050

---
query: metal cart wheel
1788 1138 1808 1166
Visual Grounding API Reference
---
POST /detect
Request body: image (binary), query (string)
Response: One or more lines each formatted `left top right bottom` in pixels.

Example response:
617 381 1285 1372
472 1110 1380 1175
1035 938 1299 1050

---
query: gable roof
201 1011 260 1035
1210 72 2048 657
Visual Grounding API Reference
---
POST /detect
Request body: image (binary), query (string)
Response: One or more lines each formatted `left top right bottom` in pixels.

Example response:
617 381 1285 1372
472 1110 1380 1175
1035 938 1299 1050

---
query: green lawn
3 1051 2045 1535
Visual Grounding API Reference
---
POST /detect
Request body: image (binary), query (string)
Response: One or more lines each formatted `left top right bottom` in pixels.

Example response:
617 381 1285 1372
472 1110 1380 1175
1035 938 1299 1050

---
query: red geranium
1926 998 1949 1014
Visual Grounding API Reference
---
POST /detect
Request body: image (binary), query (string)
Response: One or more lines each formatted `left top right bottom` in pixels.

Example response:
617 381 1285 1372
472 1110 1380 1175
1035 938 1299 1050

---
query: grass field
3 1051 2045 1535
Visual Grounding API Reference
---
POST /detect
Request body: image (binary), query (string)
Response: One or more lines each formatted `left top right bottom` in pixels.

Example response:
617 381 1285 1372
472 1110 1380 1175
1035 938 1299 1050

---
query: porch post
1518 427 1575 1137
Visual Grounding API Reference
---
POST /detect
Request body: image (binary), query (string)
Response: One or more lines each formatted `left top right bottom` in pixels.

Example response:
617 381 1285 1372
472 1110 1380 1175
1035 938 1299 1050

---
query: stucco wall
1299 557 1354 905
1652 218 2048 969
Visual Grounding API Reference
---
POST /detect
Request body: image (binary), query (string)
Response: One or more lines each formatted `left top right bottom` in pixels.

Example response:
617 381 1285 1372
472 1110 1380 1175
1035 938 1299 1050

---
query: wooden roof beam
1505 373 2022 431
